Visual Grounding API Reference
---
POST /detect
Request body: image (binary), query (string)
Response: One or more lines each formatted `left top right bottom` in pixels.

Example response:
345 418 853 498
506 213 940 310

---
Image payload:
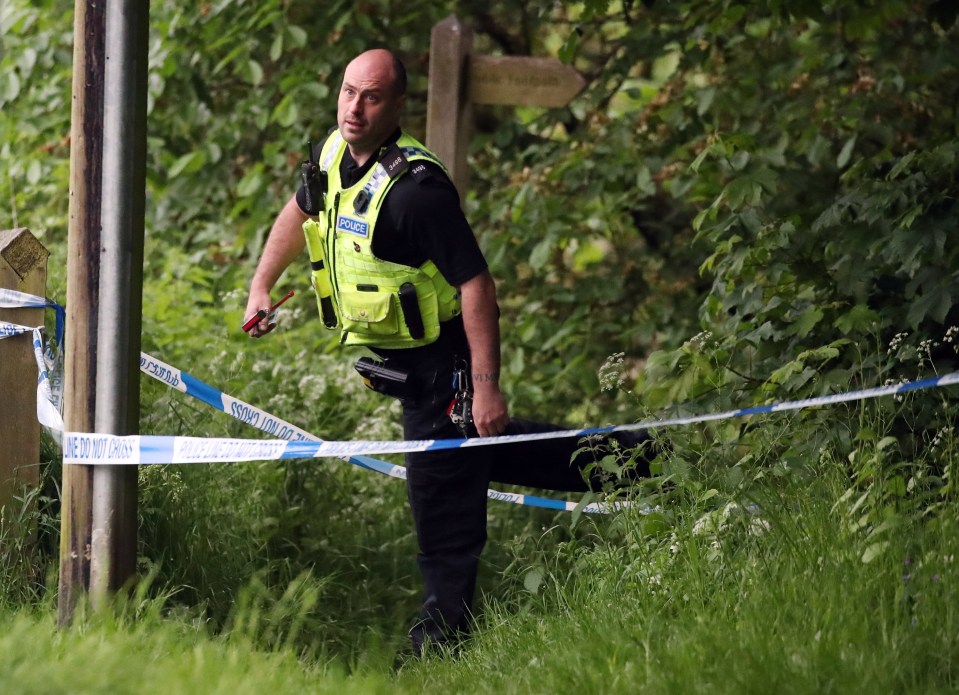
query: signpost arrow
469 55 586 108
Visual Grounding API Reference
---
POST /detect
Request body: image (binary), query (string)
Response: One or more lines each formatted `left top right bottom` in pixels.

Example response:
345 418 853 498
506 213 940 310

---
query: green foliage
3 0 959 686
0 434 62 609
397 468 959 693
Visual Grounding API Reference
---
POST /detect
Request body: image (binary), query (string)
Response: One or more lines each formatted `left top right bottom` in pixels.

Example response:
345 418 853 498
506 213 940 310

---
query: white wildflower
888 332 908 353
686 330 714 351
598 352 627 392
221 287 246 307
692 513 713 536
931 427 950 450
721 502 740 521
297 374 326 402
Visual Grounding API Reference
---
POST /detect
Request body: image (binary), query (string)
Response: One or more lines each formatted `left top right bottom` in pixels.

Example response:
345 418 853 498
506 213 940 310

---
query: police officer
245 49 651 655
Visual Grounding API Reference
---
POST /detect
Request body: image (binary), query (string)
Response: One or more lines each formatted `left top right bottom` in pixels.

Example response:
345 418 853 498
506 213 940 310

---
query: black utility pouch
354 357 416 401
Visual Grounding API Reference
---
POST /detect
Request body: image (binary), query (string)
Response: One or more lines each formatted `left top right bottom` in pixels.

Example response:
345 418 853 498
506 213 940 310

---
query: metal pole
90 0 148 607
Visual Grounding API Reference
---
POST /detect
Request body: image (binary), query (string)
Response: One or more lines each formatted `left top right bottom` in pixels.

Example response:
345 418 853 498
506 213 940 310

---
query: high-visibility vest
302 131 461 348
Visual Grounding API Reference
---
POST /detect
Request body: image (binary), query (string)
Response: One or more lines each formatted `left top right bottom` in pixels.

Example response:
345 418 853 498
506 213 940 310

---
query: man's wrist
472 373 500 392
472 371 499 382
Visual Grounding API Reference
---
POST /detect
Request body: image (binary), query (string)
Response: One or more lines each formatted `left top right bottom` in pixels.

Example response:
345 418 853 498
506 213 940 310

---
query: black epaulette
409 161 433 184
378 143 435 184
380 143 409 179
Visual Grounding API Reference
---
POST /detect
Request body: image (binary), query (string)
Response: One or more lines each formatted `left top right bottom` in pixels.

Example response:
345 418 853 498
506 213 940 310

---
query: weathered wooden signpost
426 15 586 198
0 228 49 513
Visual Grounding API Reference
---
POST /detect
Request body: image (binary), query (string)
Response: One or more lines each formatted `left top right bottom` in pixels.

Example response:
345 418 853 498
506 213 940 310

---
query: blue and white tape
140 353 317 442
0 289 66 430
138 352 614 514
60 366 959 468
3 290 616 513
0 288 65 346
9 290 959 515
0 320 64 431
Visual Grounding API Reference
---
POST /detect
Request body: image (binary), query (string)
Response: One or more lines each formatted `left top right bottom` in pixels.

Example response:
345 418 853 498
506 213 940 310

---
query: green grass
3 449 958 694
397 487 959 694
0 604 392 695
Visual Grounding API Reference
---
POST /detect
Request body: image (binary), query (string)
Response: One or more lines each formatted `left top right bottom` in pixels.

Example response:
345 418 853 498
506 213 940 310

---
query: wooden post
0 228 49 513
59 0 106 625
426 16 585 202
426 15 474 201
59 0 147 624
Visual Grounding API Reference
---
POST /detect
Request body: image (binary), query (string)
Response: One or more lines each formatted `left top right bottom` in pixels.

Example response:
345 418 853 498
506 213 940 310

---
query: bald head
337 49 407 165
345 49 406 97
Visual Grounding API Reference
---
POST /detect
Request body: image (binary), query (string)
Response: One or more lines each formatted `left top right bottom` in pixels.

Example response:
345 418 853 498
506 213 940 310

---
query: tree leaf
836 135 856 168
168 151 207 179
790 307 824 337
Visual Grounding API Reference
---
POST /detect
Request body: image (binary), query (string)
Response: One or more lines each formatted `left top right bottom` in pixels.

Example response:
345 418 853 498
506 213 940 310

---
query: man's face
336 51 405 159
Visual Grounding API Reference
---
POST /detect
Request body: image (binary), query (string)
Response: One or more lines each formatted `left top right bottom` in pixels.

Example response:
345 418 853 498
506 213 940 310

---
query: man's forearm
244 195 310 337
250 194 309 294
459 271 501 387
459 271 509 436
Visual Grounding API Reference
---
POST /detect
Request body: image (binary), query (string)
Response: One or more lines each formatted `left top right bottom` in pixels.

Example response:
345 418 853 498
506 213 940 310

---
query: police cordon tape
7 291 959 513
0 320 64 432
0 288 65 346
66 369 959 464
0 290 621 513
137 352 628 514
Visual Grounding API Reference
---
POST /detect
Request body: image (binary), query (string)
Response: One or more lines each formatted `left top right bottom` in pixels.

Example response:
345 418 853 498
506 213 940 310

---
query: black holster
355 357 416 401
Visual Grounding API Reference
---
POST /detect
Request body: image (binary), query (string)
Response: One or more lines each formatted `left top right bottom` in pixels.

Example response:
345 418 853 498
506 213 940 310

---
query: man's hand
243 291 276 338
244 194 310 339
471 382 509 437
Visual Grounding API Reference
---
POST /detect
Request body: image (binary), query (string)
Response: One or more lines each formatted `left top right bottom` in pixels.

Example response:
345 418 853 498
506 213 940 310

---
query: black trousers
399 357 651 652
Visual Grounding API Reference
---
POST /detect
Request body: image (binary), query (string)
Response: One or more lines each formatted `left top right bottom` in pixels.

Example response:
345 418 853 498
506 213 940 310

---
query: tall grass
0 599 394 695
396 447 959 694
3 434 957 694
